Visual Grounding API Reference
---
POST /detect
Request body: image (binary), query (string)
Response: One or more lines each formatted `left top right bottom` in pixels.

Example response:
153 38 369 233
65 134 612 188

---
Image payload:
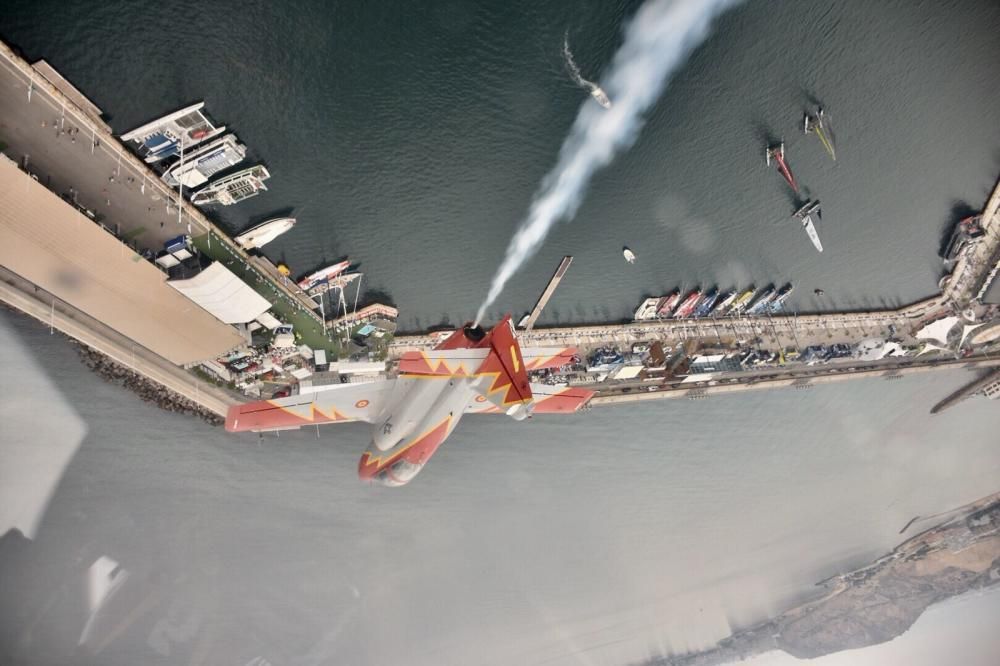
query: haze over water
3 0 1000 664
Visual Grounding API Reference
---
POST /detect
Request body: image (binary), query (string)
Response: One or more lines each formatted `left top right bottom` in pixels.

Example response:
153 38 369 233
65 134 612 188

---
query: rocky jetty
74 342 223 426
644 493 1000 665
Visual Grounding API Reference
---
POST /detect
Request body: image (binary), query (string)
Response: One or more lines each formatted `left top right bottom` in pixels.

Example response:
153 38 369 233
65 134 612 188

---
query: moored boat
672 289 703 319
297 260 352 291
121 102 226 164
746 285 777 315
768 283 794 312
633 297 662 321
692 287 720 317
657 289 682 317
711 289 738 315
235 217 296 250
729 287 758 314
161 134 247 188
190 165 270 206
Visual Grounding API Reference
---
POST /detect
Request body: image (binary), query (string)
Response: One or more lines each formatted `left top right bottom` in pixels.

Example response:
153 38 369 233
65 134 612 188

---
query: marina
1 34 999 415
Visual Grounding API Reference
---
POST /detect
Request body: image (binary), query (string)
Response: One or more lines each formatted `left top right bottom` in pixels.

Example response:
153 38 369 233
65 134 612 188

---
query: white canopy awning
915 316 959 345
168 262 270 324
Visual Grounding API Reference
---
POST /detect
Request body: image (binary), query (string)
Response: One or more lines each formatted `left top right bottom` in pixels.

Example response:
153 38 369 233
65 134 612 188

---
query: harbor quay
388 174 1000 408
0 42 336 354
2 35 1000 416
0 41 368 413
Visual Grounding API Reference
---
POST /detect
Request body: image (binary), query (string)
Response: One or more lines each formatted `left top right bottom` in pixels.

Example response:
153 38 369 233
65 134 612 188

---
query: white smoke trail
475 0 743 326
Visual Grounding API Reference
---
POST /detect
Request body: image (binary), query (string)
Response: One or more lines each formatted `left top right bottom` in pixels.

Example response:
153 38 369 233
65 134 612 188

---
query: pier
0 41 335 353
522 256 572 331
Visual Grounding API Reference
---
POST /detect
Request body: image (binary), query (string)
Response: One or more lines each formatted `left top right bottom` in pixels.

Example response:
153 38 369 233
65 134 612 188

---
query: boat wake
563 33 611 108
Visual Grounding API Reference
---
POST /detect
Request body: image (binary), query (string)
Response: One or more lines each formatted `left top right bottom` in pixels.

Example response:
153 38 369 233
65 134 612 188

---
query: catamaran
793 199 824 253
120 102 226 164
235 217 296 250
161 134 247 188
297 260 352 291
190 165 270 206
804 107 836 161
766 142 799 193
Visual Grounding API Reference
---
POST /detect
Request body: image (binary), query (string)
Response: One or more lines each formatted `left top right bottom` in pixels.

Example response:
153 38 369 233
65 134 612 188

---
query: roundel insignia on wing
475 395 487 403
355 399 370 408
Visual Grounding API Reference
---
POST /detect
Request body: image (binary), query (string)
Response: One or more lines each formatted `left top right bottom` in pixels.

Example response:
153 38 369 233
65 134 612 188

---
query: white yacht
161 134 247 188
235 217 296 249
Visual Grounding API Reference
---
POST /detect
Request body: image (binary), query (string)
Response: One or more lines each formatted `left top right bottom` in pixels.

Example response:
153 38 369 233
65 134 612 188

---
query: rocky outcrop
645 495 1000 665
73 342 223 426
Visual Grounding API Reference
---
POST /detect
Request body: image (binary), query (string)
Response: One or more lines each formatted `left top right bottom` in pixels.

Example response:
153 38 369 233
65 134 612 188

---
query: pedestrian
160 221 165 228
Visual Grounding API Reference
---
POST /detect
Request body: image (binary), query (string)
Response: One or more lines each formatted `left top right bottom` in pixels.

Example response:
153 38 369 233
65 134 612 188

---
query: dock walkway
0 41 332 353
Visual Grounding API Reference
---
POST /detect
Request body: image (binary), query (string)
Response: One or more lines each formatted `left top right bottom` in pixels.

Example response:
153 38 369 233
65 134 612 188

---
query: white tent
914 316 959 345
959 323 985 348
168 262 271 324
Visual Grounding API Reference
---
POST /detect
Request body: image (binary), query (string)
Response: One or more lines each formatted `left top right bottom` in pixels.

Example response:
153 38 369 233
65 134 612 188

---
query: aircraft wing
225 379 397 432
518 346 580 371
397 348 491 376
465 383 593 415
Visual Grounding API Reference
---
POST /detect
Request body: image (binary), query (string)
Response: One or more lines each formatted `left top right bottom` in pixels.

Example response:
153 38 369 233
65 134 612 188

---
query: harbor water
2 0 1000 663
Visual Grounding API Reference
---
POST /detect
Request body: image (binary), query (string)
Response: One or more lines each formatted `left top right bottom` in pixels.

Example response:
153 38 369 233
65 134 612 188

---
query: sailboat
804 107 837 161
766 142 799 193
793 199 824 253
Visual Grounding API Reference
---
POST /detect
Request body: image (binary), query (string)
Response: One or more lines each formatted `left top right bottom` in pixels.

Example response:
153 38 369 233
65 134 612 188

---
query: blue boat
692 287 720 318
767 283 794 313
746 285 776 315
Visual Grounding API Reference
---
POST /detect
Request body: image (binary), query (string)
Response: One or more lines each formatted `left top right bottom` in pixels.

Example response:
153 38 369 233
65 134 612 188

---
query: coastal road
588 354 1000 405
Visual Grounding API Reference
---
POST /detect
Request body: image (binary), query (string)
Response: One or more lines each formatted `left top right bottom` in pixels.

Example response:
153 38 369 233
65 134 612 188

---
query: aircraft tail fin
468 317 533 414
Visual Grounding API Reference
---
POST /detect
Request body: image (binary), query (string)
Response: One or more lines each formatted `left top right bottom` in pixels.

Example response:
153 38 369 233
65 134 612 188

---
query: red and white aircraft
225 316 593 486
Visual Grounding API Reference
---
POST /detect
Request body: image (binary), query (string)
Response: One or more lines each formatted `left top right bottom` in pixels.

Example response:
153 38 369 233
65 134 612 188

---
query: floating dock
522 256 572 331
